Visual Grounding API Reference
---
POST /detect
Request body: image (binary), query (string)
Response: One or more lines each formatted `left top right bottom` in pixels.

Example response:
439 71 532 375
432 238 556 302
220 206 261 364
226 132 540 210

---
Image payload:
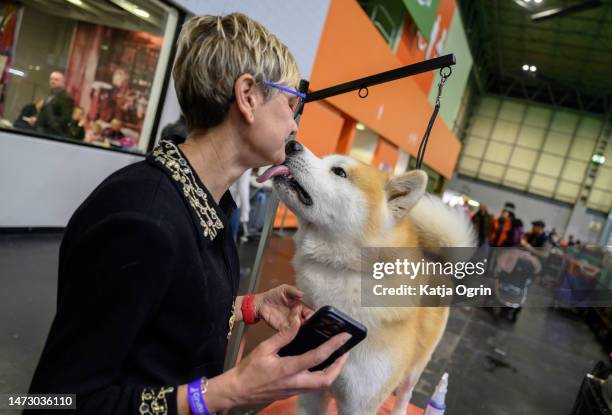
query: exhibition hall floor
0 232 607 414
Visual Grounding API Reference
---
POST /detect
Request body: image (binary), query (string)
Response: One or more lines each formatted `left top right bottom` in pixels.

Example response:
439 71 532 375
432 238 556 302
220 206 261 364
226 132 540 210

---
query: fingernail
340 333 352 344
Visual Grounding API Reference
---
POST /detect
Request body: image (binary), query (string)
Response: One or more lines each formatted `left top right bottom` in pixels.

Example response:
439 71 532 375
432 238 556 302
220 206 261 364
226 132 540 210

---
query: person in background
548 228 559 247
509 217 524 247
229 168 252 243
36 71 74 137
489 202 516 247
160 115 187 144
85 121 104 145
523 220 548 248
471 204 493 247
568 235 576 246
13 103 38 131
66 106 85 141
521 220 549 259
102 118 124 142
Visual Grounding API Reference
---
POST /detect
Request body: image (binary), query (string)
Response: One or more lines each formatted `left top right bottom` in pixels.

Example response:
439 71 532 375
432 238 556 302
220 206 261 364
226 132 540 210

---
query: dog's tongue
256 165 290 183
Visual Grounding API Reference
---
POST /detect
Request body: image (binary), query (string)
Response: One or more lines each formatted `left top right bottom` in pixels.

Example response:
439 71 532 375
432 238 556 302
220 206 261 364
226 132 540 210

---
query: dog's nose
285 140 303 156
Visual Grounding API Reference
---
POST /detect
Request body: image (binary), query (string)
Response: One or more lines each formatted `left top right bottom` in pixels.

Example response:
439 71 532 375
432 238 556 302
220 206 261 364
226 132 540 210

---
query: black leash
416 66 452 170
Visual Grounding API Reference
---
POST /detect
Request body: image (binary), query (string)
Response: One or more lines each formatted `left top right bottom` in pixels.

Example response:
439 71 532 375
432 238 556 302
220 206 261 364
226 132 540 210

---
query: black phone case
278 305 367 371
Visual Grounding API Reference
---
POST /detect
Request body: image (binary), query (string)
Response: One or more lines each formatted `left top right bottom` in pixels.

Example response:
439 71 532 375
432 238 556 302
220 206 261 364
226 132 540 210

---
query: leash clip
435 67 451 107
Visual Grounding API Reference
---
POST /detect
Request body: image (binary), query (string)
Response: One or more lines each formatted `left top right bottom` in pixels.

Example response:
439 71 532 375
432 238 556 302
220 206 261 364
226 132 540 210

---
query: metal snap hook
440 66 452 78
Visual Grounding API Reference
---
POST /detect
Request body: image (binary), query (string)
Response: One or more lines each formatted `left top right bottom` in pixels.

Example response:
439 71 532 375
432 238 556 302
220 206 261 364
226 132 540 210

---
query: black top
526 231 547 248
26 140 240 414
66 120 85 141
36 89 74 137
13 103 38 131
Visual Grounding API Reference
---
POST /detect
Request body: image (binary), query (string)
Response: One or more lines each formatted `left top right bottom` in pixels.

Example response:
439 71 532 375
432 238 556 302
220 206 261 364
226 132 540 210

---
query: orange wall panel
274 202 297 229
309 0 460 178
295 101 345 157
371 138 399 172
336 118 357 155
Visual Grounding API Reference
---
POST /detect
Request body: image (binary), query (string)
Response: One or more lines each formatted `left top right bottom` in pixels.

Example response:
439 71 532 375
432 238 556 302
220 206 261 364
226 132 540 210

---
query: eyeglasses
264 80 306 120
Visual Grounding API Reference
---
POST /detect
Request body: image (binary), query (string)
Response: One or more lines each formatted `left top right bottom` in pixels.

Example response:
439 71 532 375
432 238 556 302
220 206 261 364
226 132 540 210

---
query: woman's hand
190 315 351 412
176 294 350 414
240 284 314 331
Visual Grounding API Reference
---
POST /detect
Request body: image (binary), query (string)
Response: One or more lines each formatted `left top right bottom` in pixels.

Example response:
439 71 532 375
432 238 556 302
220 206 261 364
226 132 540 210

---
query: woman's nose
285 140 303 156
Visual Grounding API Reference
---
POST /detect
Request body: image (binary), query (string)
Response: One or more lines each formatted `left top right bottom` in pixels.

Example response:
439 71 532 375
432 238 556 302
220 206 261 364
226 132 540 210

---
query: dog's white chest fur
295 261 360 315
294 257 402 414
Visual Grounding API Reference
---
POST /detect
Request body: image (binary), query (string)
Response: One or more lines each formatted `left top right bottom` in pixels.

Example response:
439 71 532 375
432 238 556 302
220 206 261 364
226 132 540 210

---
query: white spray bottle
424 372 448 415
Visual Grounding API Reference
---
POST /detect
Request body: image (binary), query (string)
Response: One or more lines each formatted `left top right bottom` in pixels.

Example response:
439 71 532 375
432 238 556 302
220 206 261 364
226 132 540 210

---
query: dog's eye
332 167 347 178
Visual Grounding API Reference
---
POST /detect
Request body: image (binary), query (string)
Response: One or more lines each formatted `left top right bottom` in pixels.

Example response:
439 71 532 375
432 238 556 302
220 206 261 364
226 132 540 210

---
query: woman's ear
234 74 259 124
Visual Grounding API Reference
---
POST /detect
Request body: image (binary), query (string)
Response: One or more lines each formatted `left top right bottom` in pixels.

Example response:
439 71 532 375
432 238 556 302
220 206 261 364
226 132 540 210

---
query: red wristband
241 294 257 325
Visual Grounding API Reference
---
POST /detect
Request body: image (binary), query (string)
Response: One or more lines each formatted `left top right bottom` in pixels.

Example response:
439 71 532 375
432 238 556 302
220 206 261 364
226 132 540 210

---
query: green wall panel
427 10 473 130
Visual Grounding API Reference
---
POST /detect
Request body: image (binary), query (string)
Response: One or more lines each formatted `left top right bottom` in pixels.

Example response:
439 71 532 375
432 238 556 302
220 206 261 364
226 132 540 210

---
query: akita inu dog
258 140 475 415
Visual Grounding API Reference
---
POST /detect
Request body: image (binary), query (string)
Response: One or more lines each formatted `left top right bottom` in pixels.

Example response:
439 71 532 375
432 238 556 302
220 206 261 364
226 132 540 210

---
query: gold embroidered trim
152 140 223 241
227 296 237 340
139 386 175 415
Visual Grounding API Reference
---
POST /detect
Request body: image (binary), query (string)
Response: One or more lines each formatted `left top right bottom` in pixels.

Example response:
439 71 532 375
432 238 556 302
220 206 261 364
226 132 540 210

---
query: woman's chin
269 150 286 166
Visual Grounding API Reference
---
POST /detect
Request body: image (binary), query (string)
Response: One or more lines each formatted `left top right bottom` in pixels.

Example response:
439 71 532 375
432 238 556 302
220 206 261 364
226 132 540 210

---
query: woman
27 14 349 414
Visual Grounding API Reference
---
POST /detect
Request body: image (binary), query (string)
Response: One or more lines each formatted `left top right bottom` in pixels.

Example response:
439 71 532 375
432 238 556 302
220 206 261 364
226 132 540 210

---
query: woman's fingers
234 328 351 405
284 284 304 297
284 353 350 390
321 351 349 377
281 284 304 302
280 332 351 374
260 313 301 354
300 304 315 321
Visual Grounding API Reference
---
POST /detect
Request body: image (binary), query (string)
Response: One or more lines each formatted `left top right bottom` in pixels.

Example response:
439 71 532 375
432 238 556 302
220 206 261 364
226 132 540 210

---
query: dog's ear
385 170 427 219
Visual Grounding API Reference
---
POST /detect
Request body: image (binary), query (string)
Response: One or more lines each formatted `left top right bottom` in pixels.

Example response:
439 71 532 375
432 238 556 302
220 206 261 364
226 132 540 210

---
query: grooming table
258 395 425 414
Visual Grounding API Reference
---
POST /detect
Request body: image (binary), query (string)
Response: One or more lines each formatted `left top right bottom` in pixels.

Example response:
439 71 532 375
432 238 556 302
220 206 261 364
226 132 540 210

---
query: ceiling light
524 0 531 2
133 8 150 18
110 0 150 20
8 68 25 77
468 199 480 207
522 64 529 71
356 122 365 131
530 65 537 72
592 154 605 165
66 0 83 5
534 0 543 3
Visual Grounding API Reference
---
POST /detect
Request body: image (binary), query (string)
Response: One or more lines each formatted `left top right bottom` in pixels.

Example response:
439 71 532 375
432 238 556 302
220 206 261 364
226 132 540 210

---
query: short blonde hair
173 13 301 131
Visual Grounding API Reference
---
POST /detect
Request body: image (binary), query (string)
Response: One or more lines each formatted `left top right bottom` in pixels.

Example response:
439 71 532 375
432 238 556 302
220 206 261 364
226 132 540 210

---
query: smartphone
278 305 367 371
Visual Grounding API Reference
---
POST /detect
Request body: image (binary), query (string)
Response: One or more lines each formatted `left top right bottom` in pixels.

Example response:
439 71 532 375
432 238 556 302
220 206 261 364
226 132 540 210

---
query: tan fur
348 163 388 241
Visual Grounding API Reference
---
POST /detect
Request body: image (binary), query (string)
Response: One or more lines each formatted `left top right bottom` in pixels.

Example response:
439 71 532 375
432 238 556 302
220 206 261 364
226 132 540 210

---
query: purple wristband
427 399 446 410
187 377 211 415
